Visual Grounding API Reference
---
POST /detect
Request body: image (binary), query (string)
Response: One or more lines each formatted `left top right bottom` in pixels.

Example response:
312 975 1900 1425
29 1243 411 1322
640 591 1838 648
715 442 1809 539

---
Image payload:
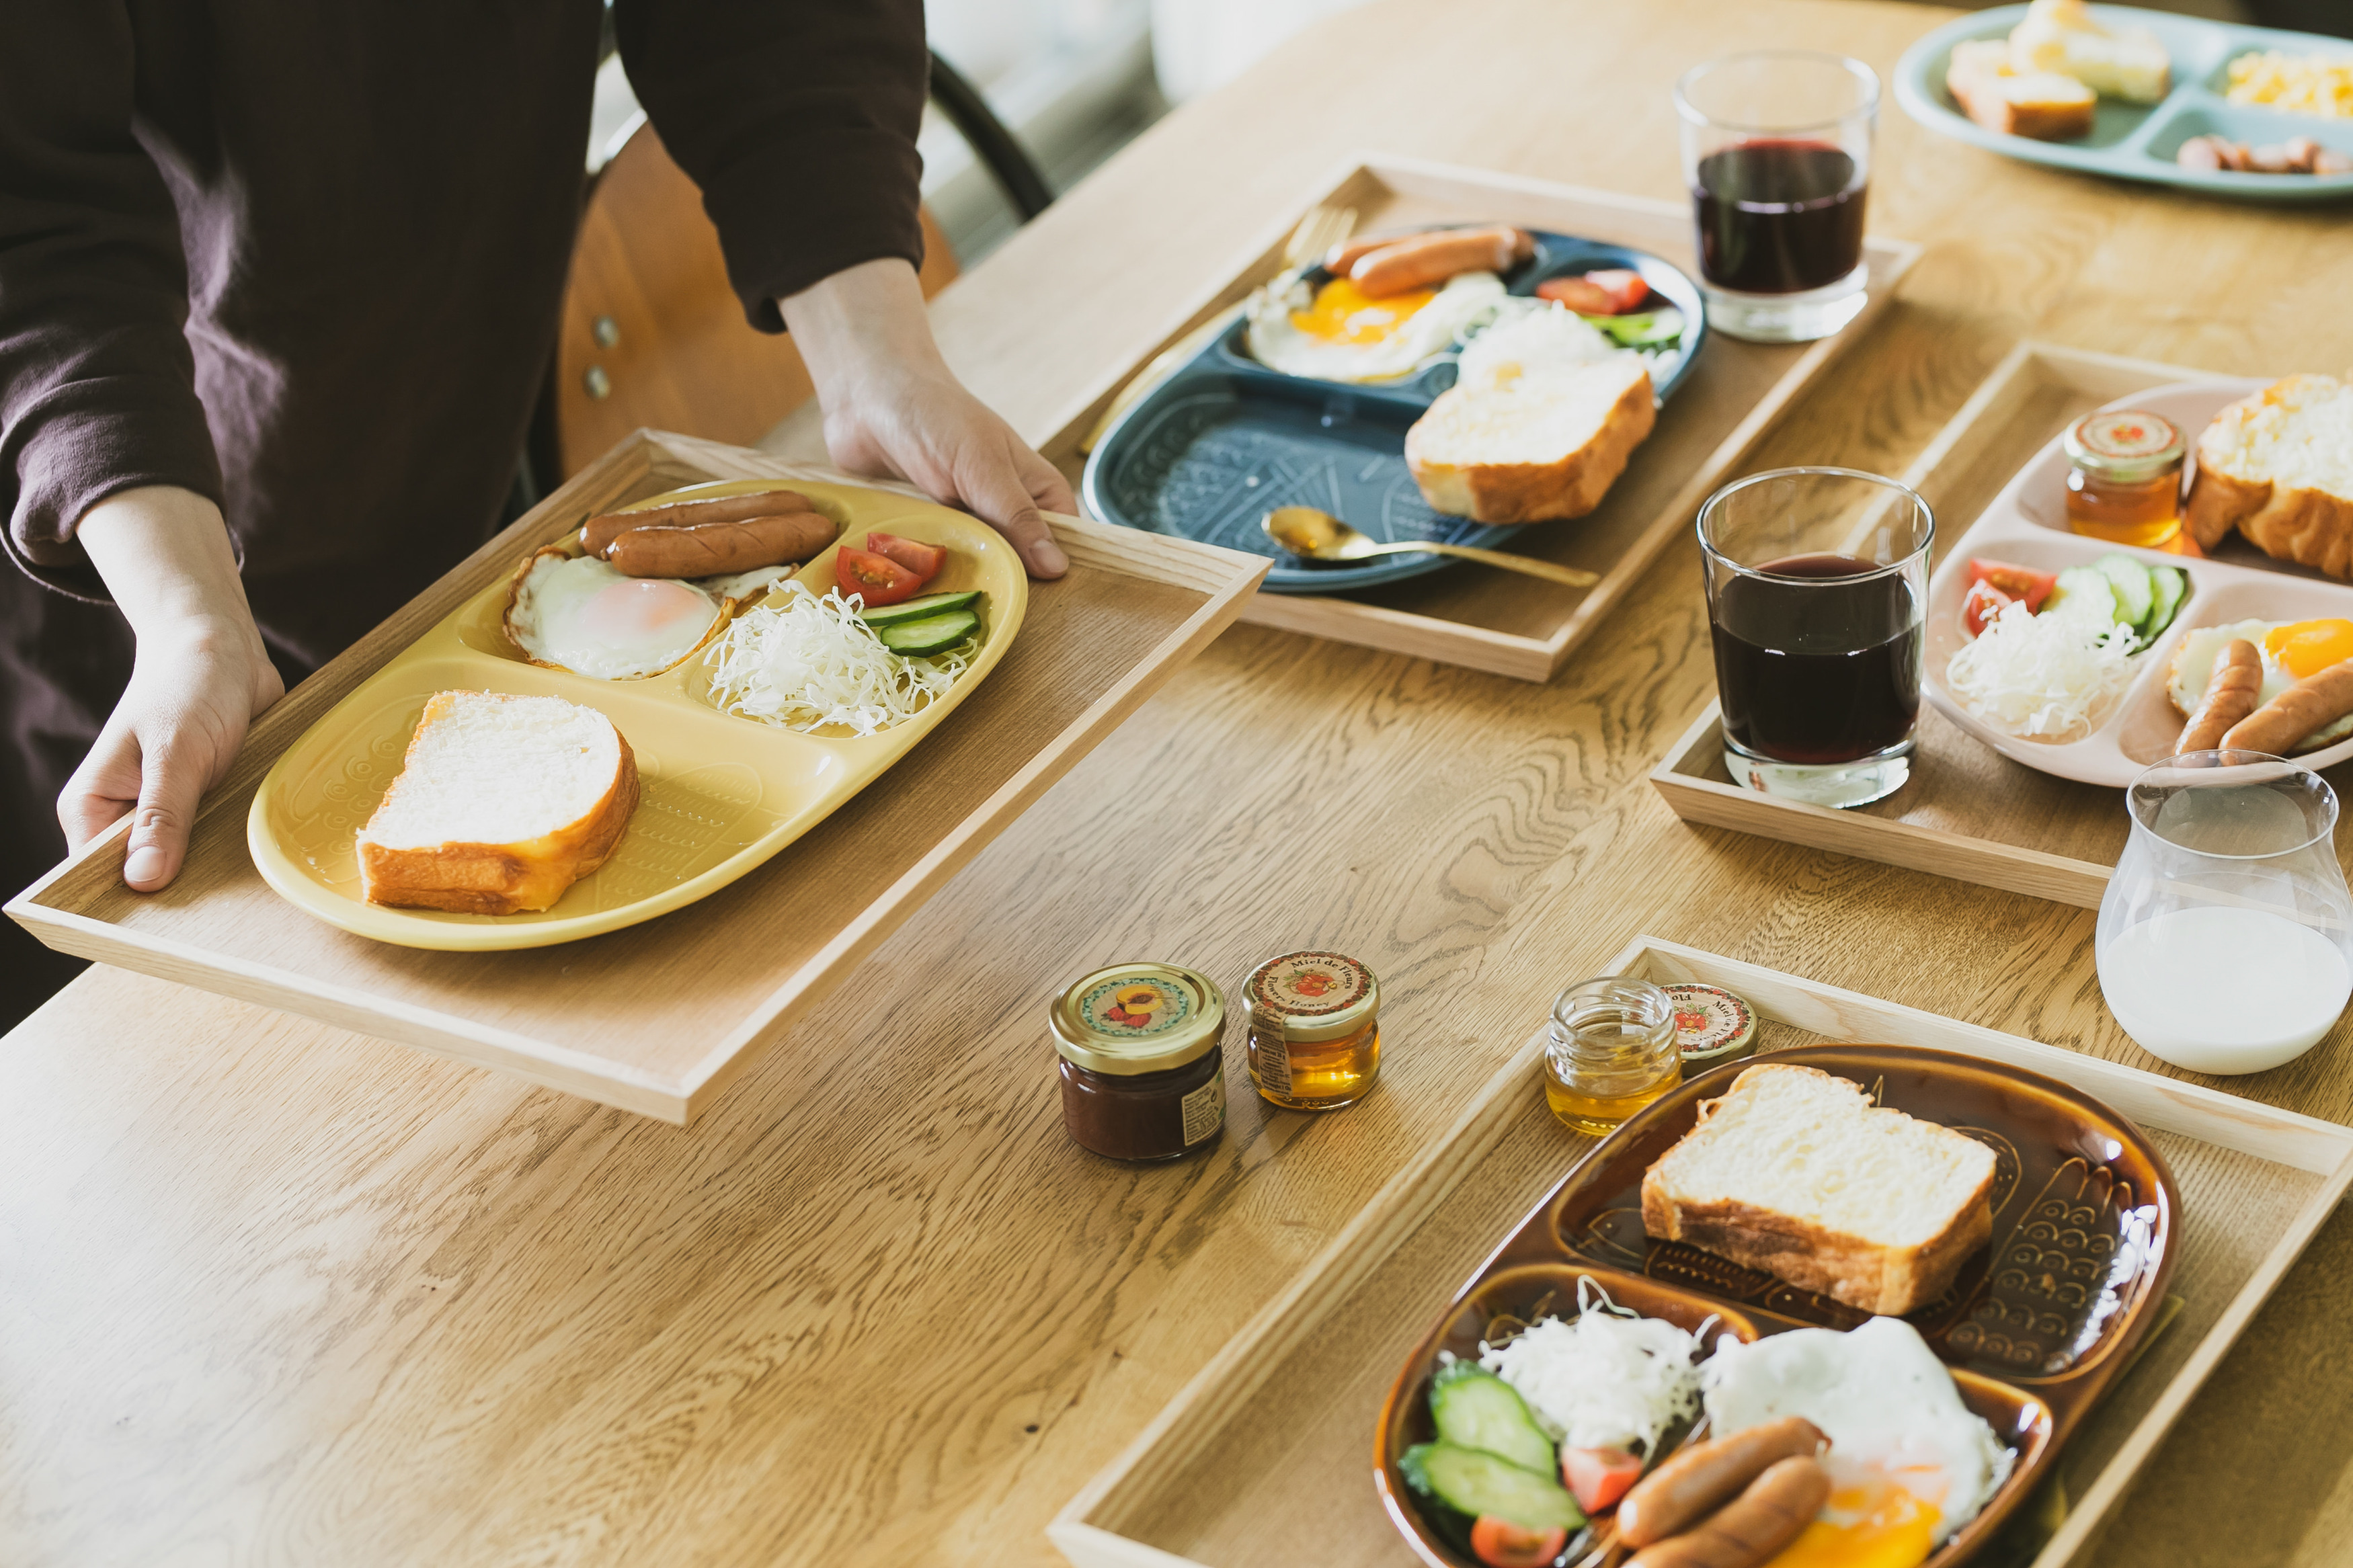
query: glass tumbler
1542 976 1683 1136
1700 467 1933 809
2096 751 2353 1075
1674 50 1878 343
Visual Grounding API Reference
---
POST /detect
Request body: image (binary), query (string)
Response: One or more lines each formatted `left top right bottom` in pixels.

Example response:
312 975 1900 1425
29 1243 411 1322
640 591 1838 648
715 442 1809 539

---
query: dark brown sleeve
614 0 928 335
0 2 223 599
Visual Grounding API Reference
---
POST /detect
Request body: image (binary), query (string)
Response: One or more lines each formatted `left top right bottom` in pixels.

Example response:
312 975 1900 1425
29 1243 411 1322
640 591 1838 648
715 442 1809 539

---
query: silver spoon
1261 506 1599 588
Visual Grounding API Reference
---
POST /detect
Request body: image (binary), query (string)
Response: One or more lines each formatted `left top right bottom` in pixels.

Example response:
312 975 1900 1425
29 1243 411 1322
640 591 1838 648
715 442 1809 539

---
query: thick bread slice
2184 373 2353 577
2009 0 2171 103
1947 39 2096 141
1641 1063 1997 1316
357 690 639 915
1405 350 1654 524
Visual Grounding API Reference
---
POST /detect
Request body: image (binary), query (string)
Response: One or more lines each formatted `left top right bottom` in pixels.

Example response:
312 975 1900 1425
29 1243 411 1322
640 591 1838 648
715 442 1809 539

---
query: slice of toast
2184 373 2353 577
1404 312 1654 525
1948 39 2097 142
357 690 639 915
1641 1063 1997 1316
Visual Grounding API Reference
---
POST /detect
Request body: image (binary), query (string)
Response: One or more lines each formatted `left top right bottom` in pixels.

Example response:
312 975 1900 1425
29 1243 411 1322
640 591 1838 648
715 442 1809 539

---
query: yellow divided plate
247 481 1027 950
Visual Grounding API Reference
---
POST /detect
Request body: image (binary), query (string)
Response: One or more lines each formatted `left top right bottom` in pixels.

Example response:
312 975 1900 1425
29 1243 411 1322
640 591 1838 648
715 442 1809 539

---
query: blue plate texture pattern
1082 231 1708 595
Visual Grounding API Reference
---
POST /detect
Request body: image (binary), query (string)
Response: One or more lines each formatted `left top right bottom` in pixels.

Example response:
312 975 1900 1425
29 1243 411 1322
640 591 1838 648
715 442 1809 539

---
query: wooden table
7 2 2353 1563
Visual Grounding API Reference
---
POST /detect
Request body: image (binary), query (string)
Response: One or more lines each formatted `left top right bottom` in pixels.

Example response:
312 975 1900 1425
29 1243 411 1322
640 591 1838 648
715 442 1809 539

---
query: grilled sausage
1321 231 1421 276
603 511 838 579
2221 658 2353 755
1348 226 1533 298
1617 1417 1827 1549
2177 638 2264 754
581 489 815 554
1624 1457 1832 1568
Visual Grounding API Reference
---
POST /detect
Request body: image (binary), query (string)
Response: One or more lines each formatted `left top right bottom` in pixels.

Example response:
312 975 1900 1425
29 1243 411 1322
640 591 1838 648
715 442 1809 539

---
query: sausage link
2222 658 2353 755
1617 1417 1827 1549
582 489 815 554
604 511 839 579
1321 230 1422 276
1347 226 1533 298
2177 638 2264 754
1624 1457 1832 1568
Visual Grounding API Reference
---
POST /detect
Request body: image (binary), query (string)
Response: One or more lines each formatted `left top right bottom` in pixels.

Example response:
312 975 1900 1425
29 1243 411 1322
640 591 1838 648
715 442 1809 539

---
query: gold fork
1078 203 1357 454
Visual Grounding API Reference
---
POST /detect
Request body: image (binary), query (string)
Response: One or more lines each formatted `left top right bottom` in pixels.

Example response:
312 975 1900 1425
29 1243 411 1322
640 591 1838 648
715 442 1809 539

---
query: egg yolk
1290 276 1437 344
1763 1475 1940 1568
2263 618 2353 681
584 578 713 641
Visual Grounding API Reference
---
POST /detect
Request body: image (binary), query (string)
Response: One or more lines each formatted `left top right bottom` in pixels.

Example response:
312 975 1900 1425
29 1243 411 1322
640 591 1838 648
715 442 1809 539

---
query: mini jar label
1246 952 1372 1018
1079 975 1194 1038
1181 1073 1226 1146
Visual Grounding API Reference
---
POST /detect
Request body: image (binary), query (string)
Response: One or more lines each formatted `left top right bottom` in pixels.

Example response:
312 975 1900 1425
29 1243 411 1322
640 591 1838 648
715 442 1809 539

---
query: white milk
2100 906 2350 1074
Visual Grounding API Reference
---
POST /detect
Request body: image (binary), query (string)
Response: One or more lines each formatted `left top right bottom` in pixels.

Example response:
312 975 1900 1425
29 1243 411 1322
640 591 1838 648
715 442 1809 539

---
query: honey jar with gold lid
1051 962 1227 1162
2064 409 2187 550
1242 950 1381 1110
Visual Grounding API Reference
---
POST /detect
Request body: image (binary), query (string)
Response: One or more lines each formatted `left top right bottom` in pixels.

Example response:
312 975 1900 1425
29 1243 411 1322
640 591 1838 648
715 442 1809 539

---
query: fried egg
1703 1318 2013 1566
2167 617 2353 751
506 552 725 679
1244 267 1506 382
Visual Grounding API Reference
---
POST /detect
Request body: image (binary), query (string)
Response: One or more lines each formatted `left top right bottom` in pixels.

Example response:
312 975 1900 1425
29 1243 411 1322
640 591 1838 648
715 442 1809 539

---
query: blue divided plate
1081 231 1707 595
1894 3 2353 202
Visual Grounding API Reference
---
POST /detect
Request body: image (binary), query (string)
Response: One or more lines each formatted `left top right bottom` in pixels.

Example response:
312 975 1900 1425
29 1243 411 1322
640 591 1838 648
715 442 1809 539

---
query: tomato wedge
1560 1446 1644 1514
1962 579 2015 638
1535 270 1649 315
1469 1516 1568 1568
864 531 947 584
836 546 923 606
1966 558 2057 612
1583 269 1650 313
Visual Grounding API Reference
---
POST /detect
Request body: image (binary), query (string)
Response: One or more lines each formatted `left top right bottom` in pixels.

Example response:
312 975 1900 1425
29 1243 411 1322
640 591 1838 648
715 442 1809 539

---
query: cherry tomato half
1469 1515 1567 1568
1966 557 2057 612
836 546 923 606
1962 579 2016 639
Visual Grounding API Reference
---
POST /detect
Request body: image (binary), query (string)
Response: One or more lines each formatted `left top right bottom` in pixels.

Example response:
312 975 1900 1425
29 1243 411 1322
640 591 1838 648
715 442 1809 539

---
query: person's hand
61 486 282 891
781 258 1074 579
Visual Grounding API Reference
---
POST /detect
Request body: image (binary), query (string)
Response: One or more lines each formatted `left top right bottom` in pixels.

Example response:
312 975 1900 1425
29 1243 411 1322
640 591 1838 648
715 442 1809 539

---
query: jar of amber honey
1542 975 1682 1135
2064 409 2186 550
1242 951 1381 1110
1051 963 1227 1163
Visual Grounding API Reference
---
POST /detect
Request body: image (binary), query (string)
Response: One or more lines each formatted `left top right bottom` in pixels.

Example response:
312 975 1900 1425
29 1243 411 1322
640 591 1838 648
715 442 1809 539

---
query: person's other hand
62 487 282 890
781 258 1074 579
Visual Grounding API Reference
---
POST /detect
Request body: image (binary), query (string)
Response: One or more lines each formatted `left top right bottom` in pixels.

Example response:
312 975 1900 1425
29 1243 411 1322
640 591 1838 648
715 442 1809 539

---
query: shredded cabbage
1477 1280 1705 1454
701 582 975 735
1947 599 2138 744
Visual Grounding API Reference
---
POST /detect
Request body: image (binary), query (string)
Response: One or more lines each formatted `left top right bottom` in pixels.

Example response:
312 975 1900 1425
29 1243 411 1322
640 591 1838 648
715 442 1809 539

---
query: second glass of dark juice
1675 51 1878 343
1700 467 1932 809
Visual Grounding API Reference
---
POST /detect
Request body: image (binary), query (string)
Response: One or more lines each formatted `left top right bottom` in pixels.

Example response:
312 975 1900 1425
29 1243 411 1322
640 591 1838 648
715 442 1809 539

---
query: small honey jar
1542 975 1682 1136
2064 409 2187 550
1242 950 1381 1110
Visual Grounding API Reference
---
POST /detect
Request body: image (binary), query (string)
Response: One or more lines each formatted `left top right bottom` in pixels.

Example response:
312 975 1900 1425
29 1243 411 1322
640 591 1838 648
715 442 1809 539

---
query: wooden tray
5 431 1268 1123
1650 341 2353 909
1040 154 1920 684
1048 937 2353 1568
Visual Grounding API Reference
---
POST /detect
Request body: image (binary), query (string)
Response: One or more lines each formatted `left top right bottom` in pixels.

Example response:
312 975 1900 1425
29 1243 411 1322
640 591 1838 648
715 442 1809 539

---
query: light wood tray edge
1047 934 2353 1568
7 430 1271 1125
1641 339 2267 914
1044 151 1923 684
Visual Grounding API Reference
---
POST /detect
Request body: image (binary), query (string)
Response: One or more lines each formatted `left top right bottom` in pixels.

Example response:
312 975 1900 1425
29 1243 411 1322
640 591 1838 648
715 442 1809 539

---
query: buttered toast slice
1946 39 2097 142
2184 372 2353 579
357 690 639 915
1641 1063 1997 1315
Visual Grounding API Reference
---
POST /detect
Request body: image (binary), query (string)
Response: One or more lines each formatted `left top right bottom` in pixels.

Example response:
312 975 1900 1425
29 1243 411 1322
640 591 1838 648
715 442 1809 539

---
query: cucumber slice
859 589 984 628
875 609 980 657
1429 1363 1556 1475
2093 553 2155 628
2046 565 2118 628
1592 309 1683 347
2145 565 2188 641
1400 1443 1584 1533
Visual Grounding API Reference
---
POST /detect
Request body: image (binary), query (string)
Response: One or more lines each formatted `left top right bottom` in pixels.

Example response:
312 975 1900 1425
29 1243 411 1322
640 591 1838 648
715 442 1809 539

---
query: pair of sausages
580 489 838 579
2176 637 2353 756
1620 1417 1829 1568
1322 225 1534 298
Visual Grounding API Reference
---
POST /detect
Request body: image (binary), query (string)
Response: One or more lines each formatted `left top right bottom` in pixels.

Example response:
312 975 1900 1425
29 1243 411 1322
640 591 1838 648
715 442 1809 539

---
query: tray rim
1891 3 2353 204
1647 338 2338 912
1046 934 2353 1568
1047 151 1922 683
5 429 1271 1124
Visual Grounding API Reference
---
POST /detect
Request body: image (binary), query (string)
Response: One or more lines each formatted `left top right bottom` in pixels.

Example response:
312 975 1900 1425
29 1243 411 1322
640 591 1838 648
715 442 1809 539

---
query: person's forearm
75 485 261 641
778 256 945 402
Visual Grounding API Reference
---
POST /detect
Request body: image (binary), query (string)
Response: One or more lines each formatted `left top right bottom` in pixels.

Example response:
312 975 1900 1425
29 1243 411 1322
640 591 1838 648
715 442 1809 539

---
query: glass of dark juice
1700 468 1932 808
1675 51 1878 343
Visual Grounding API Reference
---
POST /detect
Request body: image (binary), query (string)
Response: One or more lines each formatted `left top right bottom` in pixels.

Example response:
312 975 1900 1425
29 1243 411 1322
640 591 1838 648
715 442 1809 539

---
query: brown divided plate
1375 1042 2177 1568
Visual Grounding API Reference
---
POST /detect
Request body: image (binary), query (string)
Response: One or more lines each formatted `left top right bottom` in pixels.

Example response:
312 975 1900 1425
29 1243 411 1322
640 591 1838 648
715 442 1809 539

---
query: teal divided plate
1894 3 2353 202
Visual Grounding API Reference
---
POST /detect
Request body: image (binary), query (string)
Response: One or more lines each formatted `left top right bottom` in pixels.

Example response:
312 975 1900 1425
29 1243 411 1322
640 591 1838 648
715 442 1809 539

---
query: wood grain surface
9 1 2353 1565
